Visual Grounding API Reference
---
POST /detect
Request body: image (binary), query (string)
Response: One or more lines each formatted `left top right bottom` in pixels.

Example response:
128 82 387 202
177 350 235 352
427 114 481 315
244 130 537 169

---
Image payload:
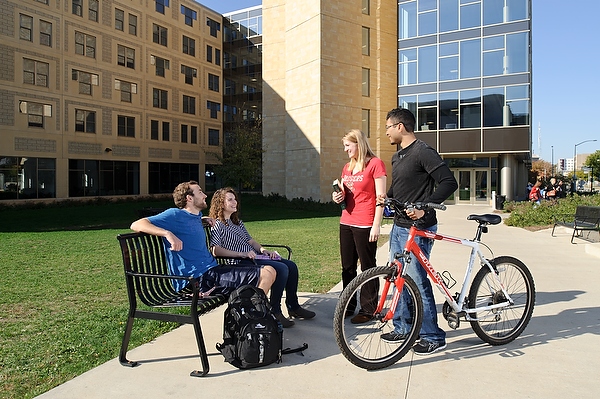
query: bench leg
189 315 210 377
119 314 138 367
551 224 557 237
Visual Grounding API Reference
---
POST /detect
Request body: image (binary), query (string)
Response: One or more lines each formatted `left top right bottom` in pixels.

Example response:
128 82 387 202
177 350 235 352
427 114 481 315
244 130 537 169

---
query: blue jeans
389 224 446 344
240 258 300 314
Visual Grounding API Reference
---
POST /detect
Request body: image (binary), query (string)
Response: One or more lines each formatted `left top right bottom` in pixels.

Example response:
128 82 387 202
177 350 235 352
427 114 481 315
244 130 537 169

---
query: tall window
155 0 170 14
183 95 196 114
181 5 197 27
183 36 195 56
207 18 220 37
207 101 220 119
152 56 170 77
215 49 221 66
89 0 99 22
191 126 198 144
207 45 213 62
362 27 370 55
72 0 83 17
208 129 219 146
117 45 135 69
153 24 168 46
129 14 137 35
153 88 168 109
181 65 197 85
75 32 96 58
115 79 136 102
362 68 370 96
181 124 188 143
23 59 49 87
20 14 33 41
75 109 96 133
40 20 52 46
72 70 98 95
117 115 135 137
362 0 370 15
208 74 219 92
115 9 124 31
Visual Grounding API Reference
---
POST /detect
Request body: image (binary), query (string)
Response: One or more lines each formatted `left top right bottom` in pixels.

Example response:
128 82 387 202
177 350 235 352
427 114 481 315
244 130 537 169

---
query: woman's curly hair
209 187 240 225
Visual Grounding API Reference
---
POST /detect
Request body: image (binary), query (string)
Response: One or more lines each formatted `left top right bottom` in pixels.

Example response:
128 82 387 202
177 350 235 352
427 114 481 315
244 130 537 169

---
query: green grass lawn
0 195 342 399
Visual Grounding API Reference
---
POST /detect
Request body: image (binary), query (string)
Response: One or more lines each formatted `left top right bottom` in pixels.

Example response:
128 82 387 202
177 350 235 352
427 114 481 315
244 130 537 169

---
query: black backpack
216 285 283 369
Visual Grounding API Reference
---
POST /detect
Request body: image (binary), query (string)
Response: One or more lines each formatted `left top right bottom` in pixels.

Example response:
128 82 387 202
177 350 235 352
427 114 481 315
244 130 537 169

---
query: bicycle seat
467 214 502 225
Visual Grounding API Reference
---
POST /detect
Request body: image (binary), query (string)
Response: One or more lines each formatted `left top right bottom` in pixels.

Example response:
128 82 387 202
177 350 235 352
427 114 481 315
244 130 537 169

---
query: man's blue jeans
388 224 446 344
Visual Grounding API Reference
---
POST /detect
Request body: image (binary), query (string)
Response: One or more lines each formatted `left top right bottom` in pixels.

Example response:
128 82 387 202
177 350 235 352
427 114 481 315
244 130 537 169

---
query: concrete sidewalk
35 205 600 399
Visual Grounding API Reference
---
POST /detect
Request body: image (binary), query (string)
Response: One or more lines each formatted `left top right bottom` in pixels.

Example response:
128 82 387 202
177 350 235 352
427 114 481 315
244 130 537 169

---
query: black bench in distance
551 205 600 244
117 222 293 376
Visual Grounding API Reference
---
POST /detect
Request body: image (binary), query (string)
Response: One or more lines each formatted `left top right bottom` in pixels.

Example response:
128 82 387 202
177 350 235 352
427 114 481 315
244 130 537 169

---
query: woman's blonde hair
342 129 376 172
208 187 240 225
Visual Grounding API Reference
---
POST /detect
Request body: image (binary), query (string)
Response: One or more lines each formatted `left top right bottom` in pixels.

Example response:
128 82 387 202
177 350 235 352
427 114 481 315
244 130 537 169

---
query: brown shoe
350 313 373 324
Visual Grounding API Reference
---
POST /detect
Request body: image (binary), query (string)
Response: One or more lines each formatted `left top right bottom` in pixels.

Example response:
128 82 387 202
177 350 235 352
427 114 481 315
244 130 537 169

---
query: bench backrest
575 206 600 220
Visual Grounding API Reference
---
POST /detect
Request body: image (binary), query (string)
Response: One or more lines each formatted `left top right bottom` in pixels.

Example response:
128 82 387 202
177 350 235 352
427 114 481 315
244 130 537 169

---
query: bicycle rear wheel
333 266 423 370
468 256 535 345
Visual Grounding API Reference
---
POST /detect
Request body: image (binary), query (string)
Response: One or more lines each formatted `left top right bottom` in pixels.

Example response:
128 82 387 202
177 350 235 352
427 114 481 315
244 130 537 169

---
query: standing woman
209 187 315 328
332 129 387 324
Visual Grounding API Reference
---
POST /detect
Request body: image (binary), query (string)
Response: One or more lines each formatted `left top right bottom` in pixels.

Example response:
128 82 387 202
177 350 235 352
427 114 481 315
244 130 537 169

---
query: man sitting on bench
130 180 276 295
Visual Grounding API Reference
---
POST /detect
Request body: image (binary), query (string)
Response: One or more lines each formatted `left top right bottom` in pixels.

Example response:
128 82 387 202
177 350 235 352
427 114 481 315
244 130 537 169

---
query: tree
212 119 263 191
530 159 552 180
583 150 600 181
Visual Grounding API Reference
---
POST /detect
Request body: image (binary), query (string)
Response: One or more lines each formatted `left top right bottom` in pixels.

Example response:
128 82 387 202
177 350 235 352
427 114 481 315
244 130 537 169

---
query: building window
207 18 220 37
40 20 52 47
149 162 198 194
153 88 168 109
69 159 139 197
115 79 136 102
23 59 49 87
150 120 170 141
19 101 51 128
183 36 195 56
361 109 370 137
362 68 370 96
439 42 459 81
181 65 197 85
20 14 33 41
89 0 99 22
362 27 370 56
208 74 219 92
115 9 124 31
0 157 56 200
362 0 370 15
417 93 437 131
181 124 188 143
152 55 170 77
117 115 135 137
129 14 137 35
181 5 197 27
153 24 168 46
439 91 458 130
191 126 198 144
208 129 219 146
460 89 481 128
418 45 437 83
117 45 135 69
75 109 96 133
75 31 96 58
72 0 83 17
207 45 213 62
215 49 221 66
155 0 169 14
183 95 196 114
72 70 98 95
207 101 220 119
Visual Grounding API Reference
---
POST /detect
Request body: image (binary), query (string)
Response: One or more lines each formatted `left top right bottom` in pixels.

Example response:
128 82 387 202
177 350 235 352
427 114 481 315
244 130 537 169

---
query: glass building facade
397 0 531 203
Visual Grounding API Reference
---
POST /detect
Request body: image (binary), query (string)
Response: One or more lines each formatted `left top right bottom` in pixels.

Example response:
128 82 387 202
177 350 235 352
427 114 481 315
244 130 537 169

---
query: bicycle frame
377 225 515 323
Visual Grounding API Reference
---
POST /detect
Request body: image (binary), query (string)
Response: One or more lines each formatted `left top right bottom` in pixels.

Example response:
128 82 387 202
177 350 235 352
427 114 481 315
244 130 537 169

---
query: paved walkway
35 205 600 399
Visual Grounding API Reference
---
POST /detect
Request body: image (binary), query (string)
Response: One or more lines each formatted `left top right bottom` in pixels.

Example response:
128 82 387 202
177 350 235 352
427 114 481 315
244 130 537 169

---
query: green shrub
504 193 600 227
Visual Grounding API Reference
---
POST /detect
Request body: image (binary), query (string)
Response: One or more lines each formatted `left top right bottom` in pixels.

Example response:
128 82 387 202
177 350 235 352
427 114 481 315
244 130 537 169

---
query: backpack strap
282 343 308 355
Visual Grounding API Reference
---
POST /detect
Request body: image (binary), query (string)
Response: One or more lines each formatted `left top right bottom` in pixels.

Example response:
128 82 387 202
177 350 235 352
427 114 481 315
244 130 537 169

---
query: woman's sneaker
288 307 316 319
412 340 446 355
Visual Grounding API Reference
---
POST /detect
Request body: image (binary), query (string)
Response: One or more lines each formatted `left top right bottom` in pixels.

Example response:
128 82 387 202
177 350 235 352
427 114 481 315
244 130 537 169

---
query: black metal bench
551 205 600 243
117 222 293 376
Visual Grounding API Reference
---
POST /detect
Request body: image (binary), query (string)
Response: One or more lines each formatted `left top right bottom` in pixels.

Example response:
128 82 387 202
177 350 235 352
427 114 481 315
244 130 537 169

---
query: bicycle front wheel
333 266 423 370
468 256 535 345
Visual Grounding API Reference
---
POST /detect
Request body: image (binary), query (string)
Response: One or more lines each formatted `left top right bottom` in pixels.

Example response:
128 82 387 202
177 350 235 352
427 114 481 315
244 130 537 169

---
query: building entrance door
454 169 489 204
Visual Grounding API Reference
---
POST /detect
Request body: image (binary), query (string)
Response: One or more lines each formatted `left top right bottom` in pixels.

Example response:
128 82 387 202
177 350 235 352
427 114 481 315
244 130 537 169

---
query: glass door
458 170 471 202
454 169 490 204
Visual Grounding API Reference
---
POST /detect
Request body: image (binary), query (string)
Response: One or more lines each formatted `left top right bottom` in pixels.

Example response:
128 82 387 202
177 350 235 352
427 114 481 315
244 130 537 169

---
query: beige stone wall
262 0 397 202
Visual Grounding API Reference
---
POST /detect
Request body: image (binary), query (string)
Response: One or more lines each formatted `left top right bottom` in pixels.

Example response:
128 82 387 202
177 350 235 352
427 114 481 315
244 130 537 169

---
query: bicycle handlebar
378 197 447 212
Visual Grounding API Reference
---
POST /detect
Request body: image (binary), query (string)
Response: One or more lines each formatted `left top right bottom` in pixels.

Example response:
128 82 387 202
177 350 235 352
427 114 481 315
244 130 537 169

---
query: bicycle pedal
447 311 460 330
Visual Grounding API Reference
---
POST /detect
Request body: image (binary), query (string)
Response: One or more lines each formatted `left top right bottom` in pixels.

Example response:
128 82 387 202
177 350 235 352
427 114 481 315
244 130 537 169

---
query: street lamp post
573 139 598 193
551 145 554 176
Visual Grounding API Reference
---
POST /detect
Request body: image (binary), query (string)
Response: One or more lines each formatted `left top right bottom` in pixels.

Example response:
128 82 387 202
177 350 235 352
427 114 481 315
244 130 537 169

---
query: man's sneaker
380 331 408 343
412 340 446 356
288 306 316 319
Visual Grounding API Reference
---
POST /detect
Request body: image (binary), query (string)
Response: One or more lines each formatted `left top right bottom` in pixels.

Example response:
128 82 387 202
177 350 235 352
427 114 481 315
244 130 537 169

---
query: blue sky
200 0 600 164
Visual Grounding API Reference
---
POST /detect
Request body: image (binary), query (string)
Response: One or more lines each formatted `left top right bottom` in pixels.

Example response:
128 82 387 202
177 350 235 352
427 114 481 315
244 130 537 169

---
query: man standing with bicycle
380 108 458 355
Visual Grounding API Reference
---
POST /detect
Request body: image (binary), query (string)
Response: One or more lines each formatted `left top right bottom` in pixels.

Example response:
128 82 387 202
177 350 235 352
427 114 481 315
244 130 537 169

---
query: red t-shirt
340 157 386 227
